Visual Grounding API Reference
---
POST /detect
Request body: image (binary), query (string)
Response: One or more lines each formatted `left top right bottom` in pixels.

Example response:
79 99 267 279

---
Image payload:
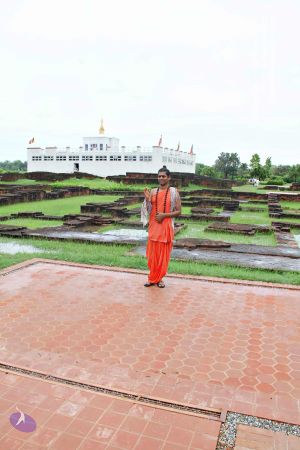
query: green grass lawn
273 217 300 224
233 184 296 193
0 179 48 185
181 206 192 214
232 185 267 193
50 177 156 192
175 221 276 246
126 203 141 210
232 205 300 226
0 236 298 285
180 184 208 191
212 207 223 213
126 214 141 222
50 178 210 192
0 218 63 228
0 195 120 216
50 178 212 193
281 201 300 210
240 202 268 209
230 210 272 226
0 177 155 192
236 184 296 192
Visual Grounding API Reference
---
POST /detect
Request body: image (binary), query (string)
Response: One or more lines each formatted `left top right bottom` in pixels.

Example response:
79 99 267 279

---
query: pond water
0 242 50 255
294 234 300 248
101 228 148 239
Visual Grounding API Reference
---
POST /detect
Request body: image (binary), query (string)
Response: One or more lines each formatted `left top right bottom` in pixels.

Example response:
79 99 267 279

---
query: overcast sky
1 0 300 165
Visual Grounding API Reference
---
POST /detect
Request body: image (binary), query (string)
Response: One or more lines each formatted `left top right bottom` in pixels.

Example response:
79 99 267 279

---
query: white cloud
9 0 259 46
0 0 299 165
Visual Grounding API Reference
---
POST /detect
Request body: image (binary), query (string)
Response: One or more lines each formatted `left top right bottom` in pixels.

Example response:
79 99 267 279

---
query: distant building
27 121 196 176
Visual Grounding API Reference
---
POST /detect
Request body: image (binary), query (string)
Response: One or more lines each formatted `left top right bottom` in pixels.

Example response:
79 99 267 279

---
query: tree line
0 160 27 172
196 153 300 185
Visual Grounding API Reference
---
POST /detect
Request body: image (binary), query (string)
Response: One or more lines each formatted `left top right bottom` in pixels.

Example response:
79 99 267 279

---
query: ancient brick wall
290 182 300 191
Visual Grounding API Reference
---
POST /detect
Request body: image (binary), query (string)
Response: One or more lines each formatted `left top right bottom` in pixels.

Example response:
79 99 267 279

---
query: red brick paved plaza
0 259 300 449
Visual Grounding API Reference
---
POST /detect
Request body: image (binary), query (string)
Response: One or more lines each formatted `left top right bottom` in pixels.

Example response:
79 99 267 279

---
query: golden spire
99 119 105 135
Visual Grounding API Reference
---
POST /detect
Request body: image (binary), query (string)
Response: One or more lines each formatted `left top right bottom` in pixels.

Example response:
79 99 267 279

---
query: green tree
0 160 27 172
287 164 300 182
249 153 266 179
202 166 219 177
250 153 260 175
195 163 206 175
273 165 291 177
196 163 220 178
264 157 272 179
214 152 240 179
237 163 249 179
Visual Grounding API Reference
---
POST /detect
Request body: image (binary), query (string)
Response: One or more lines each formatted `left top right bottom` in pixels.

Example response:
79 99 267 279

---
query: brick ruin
0 184 93 206
0 170 242 189
106 172 242 189
0 178 299 255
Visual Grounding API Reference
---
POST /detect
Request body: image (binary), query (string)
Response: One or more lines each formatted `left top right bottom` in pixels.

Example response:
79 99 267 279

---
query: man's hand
144 188 151 201
155 212 166 223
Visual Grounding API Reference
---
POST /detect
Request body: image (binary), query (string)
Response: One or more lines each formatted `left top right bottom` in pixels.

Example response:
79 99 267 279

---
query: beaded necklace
155 186 170 215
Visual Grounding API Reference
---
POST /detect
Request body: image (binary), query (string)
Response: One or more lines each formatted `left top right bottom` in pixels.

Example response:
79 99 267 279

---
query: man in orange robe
142 166 181 288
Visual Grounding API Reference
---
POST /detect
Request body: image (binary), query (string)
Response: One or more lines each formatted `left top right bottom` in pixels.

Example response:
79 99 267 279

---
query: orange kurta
146 189 174 284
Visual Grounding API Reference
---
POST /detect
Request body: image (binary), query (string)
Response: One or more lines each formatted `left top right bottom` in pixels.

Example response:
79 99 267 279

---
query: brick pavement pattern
1 259 300 449
234 424 300 449
0 370 220 449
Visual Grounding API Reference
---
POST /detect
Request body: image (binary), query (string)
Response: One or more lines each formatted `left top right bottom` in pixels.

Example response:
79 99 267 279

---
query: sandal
157 281 165 288
144 282 155 287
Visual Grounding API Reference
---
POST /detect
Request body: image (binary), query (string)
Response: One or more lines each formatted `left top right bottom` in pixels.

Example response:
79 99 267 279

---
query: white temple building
27 121 196 176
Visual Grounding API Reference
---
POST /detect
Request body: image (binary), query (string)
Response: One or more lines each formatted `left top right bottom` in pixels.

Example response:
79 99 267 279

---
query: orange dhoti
146 189 174 284
146 240 173 283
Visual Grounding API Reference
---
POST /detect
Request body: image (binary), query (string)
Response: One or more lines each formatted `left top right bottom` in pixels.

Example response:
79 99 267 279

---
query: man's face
158 171 170 186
